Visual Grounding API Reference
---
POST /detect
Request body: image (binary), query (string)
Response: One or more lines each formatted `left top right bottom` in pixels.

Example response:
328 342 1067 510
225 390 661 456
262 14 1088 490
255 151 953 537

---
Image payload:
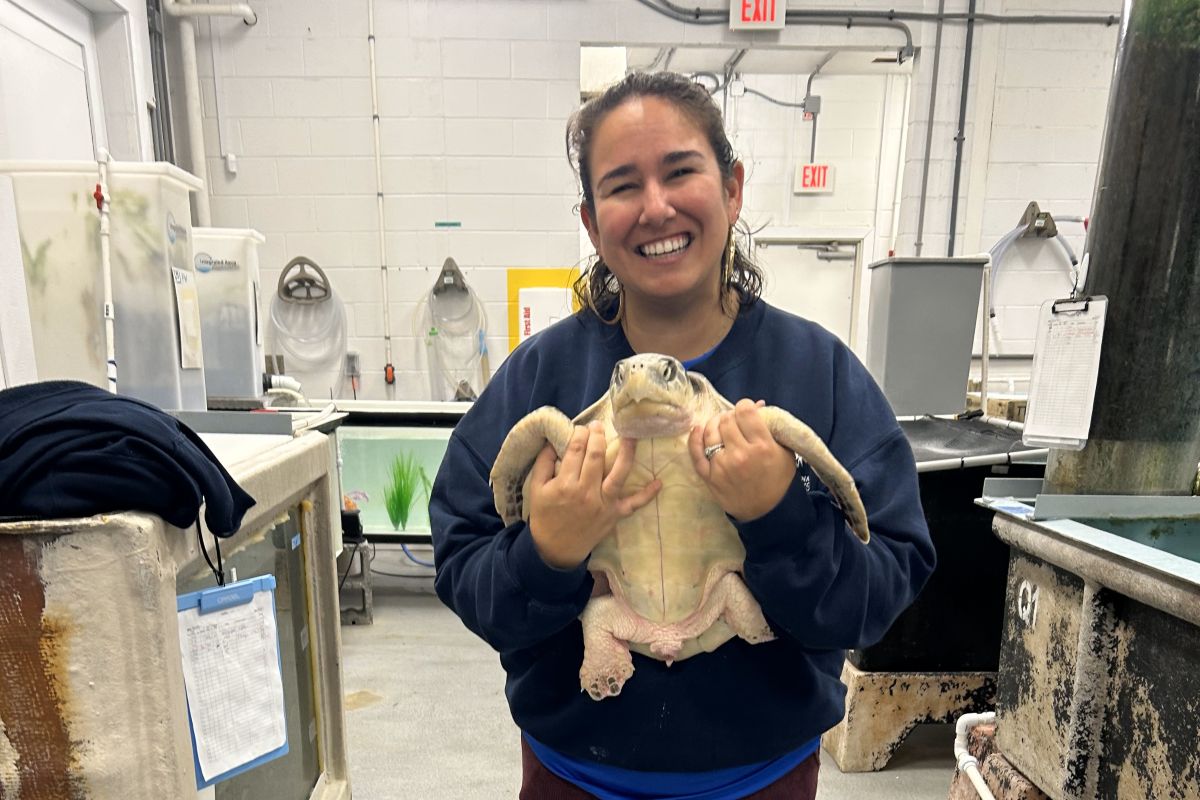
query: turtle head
608 354 698 438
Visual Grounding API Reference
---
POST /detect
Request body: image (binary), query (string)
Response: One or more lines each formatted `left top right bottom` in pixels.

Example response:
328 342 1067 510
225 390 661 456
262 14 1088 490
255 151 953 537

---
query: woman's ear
725 161 746 224
580 203 602 254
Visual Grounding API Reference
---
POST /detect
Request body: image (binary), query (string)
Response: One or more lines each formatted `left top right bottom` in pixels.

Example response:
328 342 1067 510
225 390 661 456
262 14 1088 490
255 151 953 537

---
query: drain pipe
367 0 395 394
161 0 257 227
95 149 117 394
954 711 998 800
913 0 946 256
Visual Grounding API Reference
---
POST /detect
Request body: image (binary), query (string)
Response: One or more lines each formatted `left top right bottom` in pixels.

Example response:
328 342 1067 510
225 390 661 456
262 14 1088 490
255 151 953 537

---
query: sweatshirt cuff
508 524 592 605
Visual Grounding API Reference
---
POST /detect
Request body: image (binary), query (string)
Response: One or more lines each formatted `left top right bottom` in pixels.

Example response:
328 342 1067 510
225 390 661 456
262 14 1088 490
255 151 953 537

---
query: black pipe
947 0 977 257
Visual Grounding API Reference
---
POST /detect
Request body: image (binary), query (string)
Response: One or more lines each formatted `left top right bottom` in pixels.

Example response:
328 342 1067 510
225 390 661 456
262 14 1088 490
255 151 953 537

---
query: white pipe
175 14 211 226
980 259 990 414
954 712 998 800
367 0 394 391
161 0 258 226
264 387 308 407
96 150 117 394
163 0 256 24
267 374 302 393
979 414 1025 432
889 74 911 255
915 449 1048 473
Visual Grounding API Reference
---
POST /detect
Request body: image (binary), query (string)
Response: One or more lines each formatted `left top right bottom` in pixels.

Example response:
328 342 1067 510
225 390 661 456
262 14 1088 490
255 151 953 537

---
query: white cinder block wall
165 0 1122 401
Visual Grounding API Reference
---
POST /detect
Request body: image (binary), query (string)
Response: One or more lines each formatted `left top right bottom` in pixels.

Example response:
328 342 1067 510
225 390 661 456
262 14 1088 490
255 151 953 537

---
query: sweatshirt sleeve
429 429 595 653
737 428 934 650
735 341 936 651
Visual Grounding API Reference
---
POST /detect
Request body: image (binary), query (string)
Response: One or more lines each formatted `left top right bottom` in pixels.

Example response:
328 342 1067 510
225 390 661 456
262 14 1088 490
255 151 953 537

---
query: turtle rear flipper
760 407 870 544
490 407 574 526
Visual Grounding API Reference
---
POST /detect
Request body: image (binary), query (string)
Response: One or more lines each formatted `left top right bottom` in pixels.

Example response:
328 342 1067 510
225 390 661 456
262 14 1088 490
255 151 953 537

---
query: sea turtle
491 353 869 700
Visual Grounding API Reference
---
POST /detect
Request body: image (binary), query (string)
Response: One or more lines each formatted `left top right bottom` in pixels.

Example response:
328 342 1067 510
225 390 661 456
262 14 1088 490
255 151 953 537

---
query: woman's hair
566 71 763 320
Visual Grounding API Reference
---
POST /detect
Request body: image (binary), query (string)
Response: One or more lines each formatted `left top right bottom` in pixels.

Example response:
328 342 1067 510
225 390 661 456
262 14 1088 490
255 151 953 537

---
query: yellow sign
506 268 581 354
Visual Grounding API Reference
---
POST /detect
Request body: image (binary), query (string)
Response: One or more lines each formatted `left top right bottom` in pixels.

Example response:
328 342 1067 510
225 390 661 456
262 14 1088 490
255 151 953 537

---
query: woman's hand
689 398 797 522
528 421 662 569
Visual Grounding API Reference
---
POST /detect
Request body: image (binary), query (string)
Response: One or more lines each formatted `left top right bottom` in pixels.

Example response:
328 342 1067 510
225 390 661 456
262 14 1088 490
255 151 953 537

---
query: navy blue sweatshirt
430 301 935 772
0 380 255 536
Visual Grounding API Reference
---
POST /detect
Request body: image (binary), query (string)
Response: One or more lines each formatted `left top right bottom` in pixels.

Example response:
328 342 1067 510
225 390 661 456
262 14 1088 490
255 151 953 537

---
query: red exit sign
794 163 835 194
730 0 786 30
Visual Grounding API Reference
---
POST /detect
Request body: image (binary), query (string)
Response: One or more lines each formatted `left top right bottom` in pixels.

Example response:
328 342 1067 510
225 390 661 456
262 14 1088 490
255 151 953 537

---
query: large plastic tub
991 510 1200 799
865 256 986 416
193 227 266 400
0 160 206 410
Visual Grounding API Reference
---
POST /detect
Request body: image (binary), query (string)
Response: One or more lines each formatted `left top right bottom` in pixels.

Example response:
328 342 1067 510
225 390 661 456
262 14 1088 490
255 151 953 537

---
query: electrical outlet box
345 352 361 377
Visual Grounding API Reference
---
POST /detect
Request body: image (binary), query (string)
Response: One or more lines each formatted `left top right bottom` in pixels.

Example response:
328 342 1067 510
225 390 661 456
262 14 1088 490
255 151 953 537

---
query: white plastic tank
192 227 266 400
0 160 207 410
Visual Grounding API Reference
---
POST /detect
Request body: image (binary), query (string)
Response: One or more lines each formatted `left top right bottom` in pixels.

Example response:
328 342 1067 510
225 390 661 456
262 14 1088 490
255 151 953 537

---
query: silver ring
703 443 725 460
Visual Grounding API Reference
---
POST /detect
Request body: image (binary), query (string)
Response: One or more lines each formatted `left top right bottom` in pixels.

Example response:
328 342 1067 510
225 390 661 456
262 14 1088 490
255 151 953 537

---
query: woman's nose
638 181 676 226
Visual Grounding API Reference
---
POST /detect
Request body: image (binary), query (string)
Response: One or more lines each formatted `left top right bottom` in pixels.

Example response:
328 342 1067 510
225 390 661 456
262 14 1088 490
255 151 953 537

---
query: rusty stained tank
1044 0 1200 496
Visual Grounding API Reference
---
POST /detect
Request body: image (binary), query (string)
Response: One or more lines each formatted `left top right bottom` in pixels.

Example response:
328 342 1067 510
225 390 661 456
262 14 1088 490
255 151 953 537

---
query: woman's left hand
688 398 797 522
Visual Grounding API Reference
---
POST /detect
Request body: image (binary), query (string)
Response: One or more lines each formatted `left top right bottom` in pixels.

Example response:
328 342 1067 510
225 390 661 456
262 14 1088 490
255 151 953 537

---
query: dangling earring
722 228 736 288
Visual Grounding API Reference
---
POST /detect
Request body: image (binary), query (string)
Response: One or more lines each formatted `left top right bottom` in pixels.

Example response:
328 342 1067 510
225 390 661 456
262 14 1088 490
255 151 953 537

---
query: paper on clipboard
177 576 288 786
1022 296 1107 450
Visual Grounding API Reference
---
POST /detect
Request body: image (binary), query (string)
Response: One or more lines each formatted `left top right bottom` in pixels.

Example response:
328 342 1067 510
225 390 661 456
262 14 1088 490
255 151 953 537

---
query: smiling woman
567 73 764 355
429 70 934 800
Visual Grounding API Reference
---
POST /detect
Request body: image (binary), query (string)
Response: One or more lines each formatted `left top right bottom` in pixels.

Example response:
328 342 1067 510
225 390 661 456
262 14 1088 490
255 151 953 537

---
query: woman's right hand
527 421 661 569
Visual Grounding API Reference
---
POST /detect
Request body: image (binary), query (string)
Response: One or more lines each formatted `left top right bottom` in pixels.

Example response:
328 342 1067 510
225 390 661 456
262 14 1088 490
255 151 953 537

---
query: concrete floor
341 576 957 799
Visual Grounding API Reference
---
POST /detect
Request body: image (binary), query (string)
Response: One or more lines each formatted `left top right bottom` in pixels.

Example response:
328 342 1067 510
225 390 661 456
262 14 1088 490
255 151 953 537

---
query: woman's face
580 96 743 312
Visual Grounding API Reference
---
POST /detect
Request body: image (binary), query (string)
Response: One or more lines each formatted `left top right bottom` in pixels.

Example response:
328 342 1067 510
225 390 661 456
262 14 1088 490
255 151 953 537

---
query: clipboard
177 575 289 788
1022 295 1108 451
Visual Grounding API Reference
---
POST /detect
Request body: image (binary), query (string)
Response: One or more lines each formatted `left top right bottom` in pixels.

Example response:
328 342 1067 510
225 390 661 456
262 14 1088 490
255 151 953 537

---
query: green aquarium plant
383 452 433 531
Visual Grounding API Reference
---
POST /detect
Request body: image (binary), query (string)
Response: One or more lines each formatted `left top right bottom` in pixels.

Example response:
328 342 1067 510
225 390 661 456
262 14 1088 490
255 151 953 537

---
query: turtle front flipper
490 407 575 526
759 407 870 544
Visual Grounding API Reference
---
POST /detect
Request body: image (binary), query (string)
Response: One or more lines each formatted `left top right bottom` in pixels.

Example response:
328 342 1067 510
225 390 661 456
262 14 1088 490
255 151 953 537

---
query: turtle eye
662 361 675 382
612 363 625 387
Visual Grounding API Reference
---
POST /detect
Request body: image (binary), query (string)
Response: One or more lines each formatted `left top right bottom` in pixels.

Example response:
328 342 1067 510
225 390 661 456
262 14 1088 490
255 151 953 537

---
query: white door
754 239 860 346
0 0 105 160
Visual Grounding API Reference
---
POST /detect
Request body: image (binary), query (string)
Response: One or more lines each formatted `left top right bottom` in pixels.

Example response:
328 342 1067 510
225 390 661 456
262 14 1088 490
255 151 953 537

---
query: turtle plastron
579 569 776 700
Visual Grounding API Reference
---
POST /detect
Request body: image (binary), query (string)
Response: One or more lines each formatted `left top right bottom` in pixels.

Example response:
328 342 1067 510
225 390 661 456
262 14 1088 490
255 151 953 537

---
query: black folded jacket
0 380 256 536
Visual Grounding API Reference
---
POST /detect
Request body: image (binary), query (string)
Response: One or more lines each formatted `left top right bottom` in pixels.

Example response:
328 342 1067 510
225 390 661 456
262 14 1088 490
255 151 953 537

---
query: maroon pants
519 738 820 800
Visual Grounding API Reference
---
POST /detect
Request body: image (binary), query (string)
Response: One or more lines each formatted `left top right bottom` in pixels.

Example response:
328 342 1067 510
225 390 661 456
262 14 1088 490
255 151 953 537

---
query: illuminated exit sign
730 0 786 30
794 163 835 194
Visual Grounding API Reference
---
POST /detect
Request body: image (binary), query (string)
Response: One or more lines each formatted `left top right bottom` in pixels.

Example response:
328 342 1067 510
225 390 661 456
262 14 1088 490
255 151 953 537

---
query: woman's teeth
638 234 691 258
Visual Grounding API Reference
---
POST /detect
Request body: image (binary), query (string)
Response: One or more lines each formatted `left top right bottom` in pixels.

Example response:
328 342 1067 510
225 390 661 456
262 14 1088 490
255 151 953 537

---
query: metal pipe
649 0 1116 28
367 0 394 392
947 0 977 257
806 52 835 164
914 0 946 257
632 0 916 55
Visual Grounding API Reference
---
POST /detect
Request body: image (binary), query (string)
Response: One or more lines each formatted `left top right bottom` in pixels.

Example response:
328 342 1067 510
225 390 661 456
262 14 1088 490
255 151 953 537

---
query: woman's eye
610 183 634 195
668 168 694 179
